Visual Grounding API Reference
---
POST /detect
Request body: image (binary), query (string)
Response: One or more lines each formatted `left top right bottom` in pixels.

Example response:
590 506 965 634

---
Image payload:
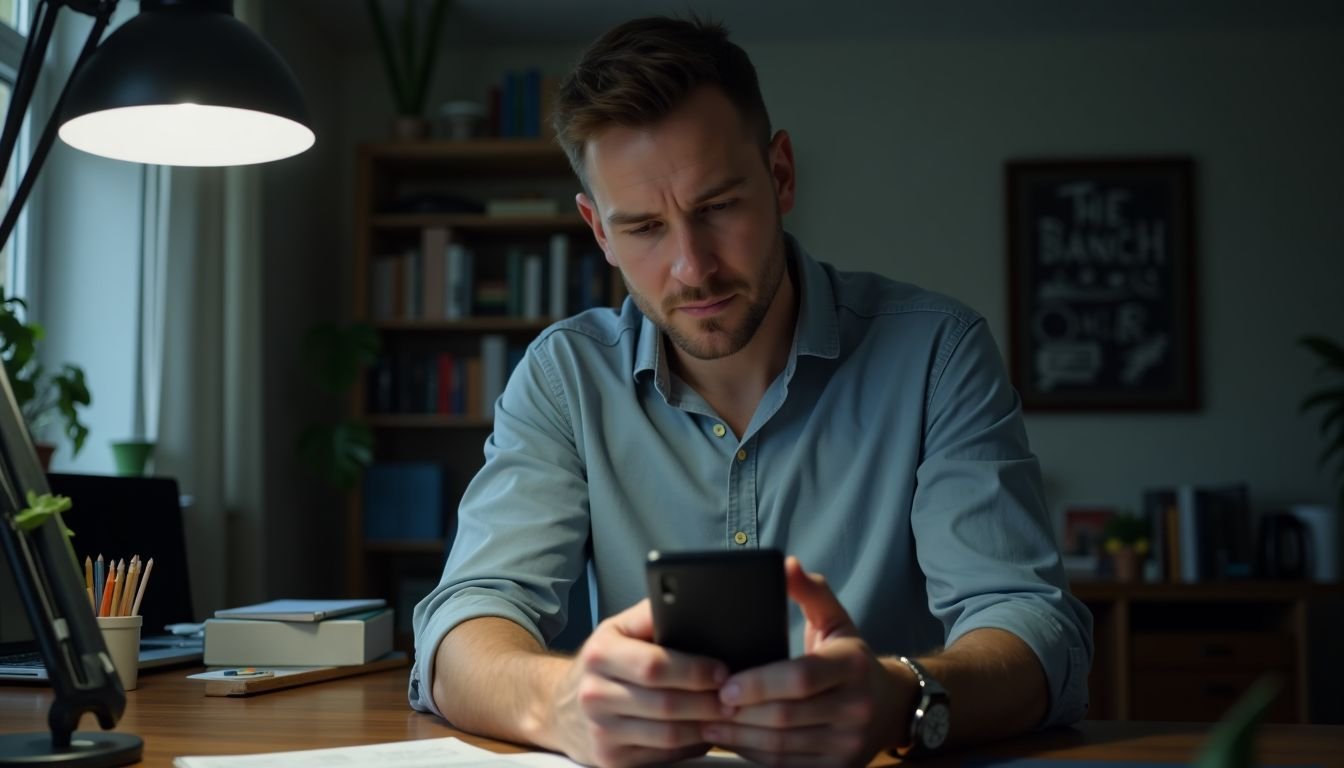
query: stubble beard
625 228 787 361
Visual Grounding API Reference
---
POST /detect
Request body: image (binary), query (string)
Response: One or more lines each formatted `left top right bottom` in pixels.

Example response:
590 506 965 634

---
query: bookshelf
346 138 620 648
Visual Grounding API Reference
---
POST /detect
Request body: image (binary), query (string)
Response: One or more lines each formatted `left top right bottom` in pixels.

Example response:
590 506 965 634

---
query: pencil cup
96 614 142 691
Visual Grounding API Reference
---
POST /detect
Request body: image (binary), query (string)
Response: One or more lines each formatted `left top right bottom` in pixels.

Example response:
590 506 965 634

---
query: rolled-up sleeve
408 343 588 717
912 318 1094 728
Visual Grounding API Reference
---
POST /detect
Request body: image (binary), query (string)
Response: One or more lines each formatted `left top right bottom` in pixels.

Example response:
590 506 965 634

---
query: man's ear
768 130 796 216
575 192 616 266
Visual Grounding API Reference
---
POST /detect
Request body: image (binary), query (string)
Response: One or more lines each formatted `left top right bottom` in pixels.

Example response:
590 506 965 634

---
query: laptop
0 473 204 682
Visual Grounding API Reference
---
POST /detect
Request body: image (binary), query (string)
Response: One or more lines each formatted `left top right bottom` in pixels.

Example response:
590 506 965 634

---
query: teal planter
110 440 155 476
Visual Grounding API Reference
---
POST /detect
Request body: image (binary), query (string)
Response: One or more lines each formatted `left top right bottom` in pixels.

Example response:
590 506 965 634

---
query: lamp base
0 731 142 767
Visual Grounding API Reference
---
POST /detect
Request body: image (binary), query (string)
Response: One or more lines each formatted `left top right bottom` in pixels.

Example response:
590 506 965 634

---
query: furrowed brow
604 176 747 227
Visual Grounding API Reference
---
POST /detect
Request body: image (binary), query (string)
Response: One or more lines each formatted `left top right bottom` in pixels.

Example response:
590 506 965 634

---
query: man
411 16 1092 767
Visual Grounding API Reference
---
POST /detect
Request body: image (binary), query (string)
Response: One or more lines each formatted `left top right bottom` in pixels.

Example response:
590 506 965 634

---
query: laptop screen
1 473 195 655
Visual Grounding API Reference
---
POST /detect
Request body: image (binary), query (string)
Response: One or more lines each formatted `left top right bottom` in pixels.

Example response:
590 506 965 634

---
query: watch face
921 702 951 750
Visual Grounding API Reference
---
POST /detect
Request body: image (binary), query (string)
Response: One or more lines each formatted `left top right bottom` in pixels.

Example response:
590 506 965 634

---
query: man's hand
699 557 913 767
549 598 730 767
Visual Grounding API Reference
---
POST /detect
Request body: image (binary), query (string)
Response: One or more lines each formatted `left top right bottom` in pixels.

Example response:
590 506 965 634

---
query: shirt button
736 449 747 462
713 424 727 438
733 531 748 545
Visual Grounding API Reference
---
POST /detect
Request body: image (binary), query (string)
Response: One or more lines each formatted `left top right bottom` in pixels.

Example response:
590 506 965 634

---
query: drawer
1132 671 1297 722
1132 632 1294 670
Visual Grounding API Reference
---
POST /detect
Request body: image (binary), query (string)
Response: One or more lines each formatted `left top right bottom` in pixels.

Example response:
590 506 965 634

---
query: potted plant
1295 334 1343 581
296 322 381 489
366 0 451 140
1102 513 1150 583
0 293 91 468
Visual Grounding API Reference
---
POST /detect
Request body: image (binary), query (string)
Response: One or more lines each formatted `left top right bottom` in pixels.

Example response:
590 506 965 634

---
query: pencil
98 564 116 617
126 557 142 616
118 558 138 617
109 559 126 617
94 555 104 612
130 558 154 617
84 556 93 610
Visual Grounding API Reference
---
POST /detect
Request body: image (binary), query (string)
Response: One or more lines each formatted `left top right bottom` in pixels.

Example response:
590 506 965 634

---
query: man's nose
669 223 717 287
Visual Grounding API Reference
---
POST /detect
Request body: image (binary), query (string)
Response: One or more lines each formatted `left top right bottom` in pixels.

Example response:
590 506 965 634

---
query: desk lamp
0 1 311 765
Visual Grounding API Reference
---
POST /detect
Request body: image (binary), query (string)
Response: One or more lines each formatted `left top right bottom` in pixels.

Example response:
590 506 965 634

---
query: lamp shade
57 0 314 166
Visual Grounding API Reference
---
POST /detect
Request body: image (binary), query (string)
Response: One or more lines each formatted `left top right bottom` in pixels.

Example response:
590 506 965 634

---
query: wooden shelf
370 213 587 231
360 138 571 175
364 539 447 555
1069 579 1336 723
366 414 492 429
372 317 558 333
1070 580 1344 602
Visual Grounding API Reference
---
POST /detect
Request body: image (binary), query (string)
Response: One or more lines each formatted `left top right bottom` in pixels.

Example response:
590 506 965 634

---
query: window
0 1 26 294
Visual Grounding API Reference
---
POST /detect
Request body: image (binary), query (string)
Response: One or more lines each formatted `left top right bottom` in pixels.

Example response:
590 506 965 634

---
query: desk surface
2 667 1342 766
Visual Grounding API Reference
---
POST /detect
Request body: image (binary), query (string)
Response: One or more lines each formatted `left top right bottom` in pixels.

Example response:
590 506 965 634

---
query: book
214 598 386 622
362 463 446 540
187 651 408 697
204 607 393 666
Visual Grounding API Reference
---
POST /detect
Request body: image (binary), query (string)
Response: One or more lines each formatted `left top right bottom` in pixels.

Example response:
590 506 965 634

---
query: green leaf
298 422 375 490
303 323 381 394
12 491 75 537
1299 386 1344 414
1300 335 1344 374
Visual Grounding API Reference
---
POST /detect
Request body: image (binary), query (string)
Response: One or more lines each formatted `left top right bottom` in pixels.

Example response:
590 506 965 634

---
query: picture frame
1005 158 1199 411
1061 505 1117 580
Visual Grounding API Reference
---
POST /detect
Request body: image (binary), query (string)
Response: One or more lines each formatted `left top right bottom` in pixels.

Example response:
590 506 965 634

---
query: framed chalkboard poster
1006 158 1198 410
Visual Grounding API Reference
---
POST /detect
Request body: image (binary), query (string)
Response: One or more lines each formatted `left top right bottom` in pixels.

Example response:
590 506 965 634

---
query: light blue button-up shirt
410 235 1093 728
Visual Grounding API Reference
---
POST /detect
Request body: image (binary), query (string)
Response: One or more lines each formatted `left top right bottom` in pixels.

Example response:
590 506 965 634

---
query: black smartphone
645 549 789 673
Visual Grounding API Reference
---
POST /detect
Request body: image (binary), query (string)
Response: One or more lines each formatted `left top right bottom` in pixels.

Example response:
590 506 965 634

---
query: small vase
110 439 155 476
391 115 430 141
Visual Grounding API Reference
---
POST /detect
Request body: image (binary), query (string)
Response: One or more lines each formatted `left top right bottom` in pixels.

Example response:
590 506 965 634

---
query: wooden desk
2 667 1342 766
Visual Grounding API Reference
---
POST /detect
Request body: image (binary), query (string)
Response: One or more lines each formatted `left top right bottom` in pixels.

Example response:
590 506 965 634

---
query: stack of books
203 598 393 667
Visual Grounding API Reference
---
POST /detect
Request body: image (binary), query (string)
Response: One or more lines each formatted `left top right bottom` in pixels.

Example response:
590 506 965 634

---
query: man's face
575 87 796 361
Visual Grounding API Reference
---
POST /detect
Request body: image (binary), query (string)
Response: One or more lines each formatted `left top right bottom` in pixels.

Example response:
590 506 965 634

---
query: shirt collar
632 233 840 387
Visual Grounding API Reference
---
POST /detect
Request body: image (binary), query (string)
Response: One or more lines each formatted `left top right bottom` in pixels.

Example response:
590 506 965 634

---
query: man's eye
702 200 734 214
627 222 659 237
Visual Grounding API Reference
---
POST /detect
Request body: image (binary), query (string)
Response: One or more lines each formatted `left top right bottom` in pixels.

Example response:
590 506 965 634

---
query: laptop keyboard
0 651 43 667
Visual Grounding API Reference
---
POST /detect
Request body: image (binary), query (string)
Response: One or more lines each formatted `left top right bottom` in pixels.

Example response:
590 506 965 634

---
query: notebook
0 473 204 682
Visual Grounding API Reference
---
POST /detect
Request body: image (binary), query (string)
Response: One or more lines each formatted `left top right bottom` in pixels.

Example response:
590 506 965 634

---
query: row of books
490 67 558 139
366 334 525 418
1142 483 1254 582
370 228 613 322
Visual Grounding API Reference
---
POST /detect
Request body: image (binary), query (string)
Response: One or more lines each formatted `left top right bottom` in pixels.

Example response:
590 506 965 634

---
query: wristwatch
894 655 951 757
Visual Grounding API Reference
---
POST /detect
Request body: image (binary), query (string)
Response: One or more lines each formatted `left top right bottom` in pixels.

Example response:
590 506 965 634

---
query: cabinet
1071 582 1343 723
345 139 619 647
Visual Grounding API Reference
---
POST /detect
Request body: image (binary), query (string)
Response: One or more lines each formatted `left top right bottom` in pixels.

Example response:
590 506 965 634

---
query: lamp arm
0 0 118 256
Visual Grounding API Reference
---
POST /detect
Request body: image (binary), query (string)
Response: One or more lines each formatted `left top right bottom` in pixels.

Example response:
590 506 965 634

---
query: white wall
325 11 1344 525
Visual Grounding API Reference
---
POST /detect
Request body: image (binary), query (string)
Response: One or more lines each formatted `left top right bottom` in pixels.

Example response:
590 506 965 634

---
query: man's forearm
432 616 570 751
884 627 1049 750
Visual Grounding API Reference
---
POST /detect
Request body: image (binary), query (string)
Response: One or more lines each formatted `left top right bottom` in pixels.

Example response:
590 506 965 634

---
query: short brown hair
552 15 772 188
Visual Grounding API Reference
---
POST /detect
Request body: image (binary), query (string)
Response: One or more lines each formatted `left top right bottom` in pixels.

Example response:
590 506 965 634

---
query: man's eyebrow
604 176 747 227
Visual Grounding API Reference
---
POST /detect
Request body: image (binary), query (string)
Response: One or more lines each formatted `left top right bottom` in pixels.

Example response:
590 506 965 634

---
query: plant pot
110 439 155 477
391 116 430 141
35 441 55 470
1110 547 1142 583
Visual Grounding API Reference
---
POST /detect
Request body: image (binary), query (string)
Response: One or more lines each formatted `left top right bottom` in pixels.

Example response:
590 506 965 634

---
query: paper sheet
173 736 751 767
